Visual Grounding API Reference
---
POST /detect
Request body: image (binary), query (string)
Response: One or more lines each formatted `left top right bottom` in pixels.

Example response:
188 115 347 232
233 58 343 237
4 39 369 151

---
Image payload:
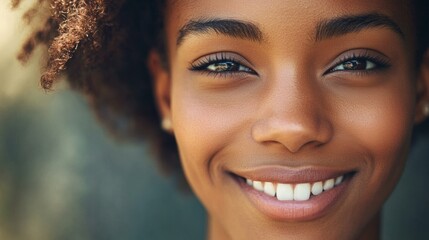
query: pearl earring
161 118 172 131
424 103 429 117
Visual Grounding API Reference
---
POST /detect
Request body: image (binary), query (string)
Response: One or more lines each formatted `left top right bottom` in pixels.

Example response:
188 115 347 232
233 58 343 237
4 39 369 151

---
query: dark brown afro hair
14 0 181 179
14 0 429 180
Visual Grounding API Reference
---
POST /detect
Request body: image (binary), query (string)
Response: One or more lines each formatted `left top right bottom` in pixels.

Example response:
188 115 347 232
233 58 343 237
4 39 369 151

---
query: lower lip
237 175 352 221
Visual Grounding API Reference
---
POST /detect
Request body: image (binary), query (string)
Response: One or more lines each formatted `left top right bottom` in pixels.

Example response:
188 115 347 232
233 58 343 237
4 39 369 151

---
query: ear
148 50 174 132
414 50 429 124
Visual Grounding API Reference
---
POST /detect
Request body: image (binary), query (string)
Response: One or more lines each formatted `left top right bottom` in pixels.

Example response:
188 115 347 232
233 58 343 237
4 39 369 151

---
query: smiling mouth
230 168 356 221
244 174 348 201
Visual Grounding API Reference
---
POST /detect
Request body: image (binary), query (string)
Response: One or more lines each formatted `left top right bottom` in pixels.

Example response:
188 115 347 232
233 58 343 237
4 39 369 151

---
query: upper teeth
246 175 344 201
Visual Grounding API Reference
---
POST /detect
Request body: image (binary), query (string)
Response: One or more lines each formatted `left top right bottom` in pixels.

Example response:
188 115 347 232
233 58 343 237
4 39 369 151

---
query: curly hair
14 0 429 180
15 0 177 177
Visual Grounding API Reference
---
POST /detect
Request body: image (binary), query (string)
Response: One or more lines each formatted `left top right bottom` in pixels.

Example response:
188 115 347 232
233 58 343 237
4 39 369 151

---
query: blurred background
0 1 428 239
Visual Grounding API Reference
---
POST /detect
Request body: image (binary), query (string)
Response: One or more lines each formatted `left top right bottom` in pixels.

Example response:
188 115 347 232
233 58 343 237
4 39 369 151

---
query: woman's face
154 0 424 239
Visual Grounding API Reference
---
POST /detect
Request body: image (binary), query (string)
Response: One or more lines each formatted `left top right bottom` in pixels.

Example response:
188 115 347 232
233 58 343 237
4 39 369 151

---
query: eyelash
325 52 391 75
189 51 391 77
189 52 256 78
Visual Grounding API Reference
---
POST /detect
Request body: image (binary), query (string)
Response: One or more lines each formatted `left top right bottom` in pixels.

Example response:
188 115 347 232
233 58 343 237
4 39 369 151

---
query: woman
17 0 429 239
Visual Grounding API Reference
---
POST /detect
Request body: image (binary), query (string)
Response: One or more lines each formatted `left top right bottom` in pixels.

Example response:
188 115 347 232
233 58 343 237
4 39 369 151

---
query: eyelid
189 51 256 73
324 49 392 75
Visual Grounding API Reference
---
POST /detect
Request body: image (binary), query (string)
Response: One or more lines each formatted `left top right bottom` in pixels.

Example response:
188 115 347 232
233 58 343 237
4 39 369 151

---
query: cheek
170 83 247 196
338 82 416 208
357 95 412 182
333 69 416 159
346 93 413 156
172 92 239 152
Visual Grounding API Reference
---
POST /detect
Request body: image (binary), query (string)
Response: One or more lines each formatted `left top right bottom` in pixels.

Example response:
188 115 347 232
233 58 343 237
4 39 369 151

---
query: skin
149 0 429 239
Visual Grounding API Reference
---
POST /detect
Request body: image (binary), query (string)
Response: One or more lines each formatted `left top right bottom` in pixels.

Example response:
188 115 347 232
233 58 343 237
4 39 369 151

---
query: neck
207 216 230 240
358 212 381 240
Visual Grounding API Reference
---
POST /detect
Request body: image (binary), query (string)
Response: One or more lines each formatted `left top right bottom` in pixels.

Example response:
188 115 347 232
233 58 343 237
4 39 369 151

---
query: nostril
251 118 333 153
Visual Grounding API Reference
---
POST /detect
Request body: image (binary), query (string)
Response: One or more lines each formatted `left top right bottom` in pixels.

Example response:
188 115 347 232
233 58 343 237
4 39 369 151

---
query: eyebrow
177 18 263 46
315 13 405 41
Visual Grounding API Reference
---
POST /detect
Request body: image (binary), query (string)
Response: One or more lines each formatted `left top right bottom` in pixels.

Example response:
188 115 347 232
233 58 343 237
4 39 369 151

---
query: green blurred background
0 1 428 239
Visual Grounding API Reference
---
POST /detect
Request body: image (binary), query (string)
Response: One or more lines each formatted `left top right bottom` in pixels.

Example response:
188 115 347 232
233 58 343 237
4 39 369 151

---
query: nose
251 75 333 153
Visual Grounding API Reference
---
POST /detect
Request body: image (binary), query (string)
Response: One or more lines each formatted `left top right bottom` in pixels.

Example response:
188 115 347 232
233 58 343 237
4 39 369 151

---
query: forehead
166 0 411 20
165 0 414 50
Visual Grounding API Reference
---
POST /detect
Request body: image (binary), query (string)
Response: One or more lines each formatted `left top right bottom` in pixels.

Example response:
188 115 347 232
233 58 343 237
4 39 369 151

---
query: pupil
344 60 366 70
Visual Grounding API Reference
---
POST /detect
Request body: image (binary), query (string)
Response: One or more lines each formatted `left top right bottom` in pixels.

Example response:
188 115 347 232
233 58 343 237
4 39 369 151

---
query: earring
161 118 172 131
424 103 429 117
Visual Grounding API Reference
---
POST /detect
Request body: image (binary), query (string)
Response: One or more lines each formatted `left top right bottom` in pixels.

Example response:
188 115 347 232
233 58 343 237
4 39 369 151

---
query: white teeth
253 181 264 191
323 178 335 191
294 183 311 201
264 182 276 197
276 183 294 201
335 176 343 186
246 174 345 201
311 181 323 196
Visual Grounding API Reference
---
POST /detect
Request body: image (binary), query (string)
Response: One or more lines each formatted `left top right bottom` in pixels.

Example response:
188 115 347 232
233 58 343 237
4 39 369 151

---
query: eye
326 50 391 75
206 61 253 73
189 52 257 76
330 58 376 72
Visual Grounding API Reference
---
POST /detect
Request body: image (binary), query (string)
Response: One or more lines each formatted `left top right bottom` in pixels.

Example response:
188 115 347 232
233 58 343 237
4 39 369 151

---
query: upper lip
231 165 356 183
